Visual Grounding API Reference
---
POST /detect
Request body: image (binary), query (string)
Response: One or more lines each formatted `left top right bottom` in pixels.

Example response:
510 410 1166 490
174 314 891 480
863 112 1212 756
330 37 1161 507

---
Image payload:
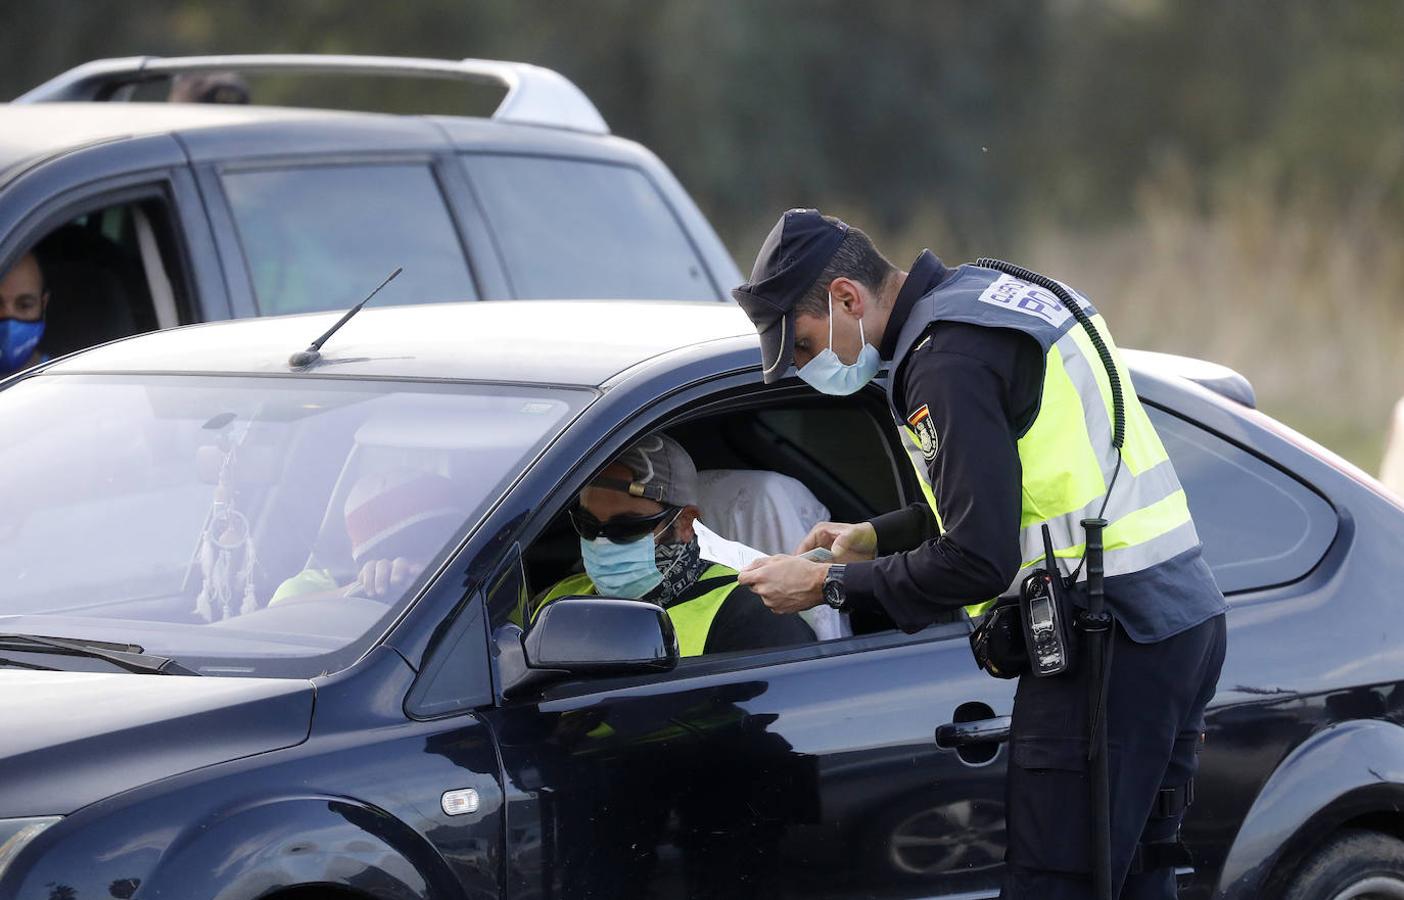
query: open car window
0 373 587 677
515 386 937 662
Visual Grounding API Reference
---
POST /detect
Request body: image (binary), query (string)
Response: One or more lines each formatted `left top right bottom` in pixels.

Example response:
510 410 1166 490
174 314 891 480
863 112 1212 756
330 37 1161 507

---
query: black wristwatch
822 564 847 610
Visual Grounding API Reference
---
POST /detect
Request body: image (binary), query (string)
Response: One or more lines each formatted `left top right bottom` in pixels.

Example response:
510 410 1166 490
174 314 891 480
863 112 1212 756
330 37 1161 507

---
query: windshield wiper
0 656 61 671
0 633 201 676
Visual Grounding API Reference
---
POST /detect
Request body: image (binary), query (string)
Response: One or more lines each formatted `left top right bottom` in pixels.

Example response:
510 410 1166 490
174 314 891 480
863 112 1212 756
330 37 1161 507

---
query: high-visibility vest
530 563 740 658
888 266 1201 618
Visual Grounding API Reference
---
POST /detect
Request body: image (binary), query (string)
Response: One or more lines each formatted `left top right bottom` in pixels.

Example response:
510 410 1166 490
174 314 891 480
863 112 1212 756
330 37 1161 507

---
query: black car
0 299 1400 900
0 55 739 361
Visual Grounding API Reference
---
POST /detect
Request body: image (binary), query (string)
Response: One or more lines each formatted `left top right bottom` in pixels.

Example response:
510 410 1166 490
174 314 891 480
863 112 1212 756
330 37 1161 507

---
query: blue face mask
581 533 664 599
580 507 690 599
796 293 880 396
0 318 44 375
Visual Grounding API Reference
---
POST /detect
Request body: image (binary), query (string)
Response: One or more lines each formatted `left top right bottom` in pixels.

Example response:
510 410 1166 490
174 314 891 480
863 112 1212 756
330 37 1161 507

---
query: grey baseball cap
590 434 699 507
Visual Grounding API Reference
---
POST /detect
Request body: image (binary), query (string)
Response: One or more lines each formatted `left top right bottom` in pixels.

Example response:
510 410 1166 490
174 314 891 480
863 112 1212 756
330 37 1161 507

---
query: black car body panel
1 299 1402 898
0 669 312 816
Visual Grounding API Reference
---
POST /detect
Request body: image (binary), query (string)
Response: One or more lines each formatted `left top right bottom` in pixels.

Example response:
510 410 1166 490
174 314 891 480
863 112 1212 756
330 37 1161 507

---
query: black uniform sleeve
704 582 816 654
843 324 1037 633
869 502 939 554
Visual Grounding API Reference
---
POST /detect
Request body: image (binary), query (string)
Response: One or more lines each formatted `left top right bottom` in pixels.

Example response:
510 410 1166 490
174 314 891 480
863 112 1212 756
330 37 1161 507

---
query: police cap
731 208 849 383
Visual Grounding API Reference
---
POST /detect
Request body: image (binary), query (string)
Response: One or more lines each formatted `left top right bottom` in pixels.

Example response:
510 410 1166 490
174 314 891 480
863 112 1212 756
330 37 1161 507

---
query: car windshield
0 374 586 677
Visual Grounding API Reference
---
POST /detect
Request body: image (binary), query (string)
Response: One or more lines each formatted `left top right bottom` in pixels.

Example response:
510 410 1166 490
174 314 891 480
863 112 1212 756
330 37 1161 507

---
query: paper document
694 521 769 571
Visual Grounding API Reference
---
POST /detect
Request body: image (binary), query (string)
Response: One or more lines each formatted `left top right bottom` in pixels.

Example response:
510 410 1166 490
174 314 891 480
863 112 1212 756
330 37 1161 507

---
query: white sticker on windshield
976 274 1073 328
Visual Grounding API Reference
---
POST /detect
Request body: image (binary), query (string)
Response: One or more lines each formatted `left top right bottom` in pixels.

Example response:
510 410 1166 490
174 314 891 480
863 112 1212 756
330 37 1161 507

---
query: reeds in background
839 163 1404 474
1024 163 1404 471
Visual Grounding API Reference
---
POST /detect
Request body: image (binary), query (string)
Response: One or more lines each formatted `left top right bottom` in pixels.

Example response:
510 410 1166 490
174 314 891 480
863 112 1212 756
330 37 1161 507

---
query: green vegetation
4 0 1402 467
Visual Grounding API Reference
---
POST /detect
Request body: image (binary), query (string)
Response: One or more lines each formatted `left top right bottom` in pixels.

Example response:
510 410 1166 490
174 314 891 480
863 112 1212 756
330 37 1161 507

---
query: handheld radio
1019 524 1075 677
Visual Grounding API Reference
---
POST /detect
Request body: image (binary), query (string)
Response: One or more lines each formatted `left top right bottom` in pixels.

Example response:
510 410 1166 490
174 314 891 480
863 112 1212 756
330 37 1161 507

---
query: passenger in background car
0 251 49 376
167 72 250 105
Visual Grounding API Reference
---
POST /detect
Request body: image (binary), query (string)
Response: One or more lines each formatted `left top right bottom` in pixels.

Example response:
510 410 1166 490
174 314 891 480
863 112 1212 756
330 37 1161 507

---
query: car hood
0 669 313 816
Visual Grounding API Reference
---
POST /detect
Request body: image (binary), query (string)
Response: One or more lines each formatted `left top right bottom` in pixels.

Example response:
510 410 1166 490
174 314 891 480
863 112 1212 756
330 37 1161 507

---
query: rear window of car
462 154 715 301
1147 405 1337 594
222 164 476 315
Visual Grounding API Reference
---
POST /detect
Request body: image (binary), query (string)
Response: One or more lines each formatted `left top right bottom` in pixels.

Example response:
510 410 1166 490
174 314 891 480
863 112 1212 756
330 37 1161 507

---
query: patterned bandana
649 536 707 607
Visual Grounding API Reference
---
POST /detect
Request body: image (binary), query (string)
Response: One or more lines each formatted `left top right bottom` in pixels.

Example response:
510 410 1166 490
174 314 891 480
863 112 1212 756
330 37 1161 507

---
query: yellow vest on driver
526 563 740 658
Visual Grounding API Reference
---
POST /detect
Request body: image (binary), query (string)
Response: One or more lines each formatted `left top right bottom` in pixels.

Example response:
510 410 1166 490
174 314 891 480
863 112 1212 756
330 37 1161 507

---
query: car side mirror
494 597 679 698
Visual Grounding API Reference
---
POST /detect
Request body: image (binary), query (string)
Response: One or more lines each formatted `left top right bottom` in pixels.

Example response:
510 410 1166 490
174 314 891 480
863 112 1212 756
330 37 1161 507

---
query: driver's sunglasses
569 504 680 544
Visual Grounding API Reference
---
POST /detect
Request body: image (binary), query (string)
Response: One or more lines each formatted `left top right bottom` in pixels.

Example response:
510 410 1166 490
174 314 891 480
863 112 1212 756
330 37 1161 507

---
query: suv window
222 164 475 315
22 198 186 362
1147 405 1338 594
463 154 714 301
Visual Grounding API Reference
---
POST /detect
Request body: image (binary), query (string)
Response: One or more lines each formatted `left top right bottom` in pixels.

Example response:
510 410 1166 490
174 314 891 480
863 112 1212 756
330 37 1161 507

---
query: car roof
46 298 1258 409
0 102 650 181
46 300 760 386
0 104 352 172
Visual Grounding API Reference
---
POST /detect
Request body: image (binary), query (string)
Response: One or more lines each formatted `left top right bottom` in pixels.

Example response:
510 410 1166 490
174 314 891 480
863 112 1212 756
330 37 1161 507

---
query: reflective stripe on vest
530 563 738 658
897 299 1198 619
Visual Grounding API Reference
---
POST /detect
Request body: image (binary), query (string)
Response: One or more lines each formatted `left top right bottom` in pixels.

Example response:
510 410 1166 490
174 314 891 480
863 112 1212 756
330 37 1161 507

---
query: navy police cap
732 208 849 383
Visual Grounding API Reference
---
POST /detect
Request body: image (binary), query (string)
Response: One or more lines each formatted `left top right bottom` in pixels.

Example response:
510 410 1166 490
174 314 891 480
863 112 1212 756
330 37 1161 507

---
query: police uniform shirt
841 250 1226 640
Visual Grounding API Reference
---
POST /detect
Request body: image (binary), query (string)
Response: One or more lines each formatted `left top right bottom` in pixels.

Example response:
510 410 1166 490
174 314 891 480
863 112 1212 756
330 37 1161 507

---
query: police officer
529 434 814 656
734 209 1227 899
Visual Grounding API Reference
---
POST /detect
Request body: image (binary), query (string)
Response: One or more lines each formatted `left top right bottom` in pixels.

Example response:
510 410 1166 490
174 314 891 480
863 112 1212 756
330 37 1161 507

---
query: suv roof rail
12 54 610 135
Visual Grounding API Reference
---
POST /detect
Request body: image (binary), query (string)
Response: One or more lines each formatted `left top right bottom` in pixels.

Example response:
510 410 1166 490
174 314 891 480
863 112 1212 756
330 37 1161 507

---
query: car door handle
935 715 1012 748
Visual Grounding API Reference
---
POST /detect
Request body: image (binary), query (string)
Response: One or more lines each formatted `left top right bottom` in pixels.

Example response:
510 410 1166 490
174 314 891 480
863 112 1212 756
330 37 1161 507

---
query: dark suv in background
0 55 741 359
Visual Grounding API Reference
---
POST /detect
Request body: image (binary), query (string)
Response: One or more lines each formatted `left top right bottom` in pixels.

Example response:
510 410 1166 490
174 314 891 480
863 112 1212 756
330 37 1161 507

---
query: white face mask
796 292 881 396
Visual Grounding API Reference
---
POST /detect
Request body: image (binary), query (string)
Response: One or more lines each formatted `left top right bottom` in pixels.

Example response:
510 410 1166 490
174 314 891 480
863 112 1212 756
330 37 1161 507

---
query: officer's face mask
0 318 43 375
581 508 686 599
796 292 880 396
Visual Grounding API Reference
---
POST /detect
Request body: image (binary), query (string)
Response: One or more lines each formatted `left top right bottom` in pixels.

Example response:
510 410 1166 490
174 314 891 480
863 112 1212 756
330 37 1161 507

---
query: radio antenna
288 267 402 368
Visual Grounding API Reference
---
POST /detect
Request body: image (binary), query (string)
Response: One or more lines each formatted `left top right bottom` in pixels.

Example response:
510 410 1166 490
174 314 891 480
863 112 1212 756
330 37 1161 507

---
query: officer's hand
795 521 878 563
738 555 826 614
355 557 424 598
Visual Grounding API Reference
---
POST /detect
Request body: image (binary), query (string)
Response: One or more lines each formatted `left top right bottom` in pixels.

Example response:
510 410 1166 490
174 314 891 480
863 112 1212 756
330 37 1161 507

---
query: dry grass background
830 165 1404 474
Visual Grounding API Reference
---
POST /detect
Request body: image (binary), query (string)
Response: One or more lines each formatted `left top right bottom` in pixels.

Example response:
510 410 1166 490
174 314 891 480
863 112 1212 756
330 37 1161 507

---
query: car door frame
0 136 225 326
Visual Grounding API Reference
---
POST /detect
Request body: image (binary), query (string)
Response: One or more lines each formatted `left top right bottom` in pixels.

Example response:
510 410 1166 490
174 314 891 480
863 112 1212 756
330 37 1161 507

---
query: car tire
1282 829 1404 900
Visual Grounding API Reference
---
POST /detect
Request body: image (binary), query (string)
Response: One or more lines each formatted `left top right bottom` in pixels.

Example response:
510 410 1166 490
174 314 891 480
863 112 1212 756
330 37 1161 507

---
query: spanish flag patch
907 404 938 462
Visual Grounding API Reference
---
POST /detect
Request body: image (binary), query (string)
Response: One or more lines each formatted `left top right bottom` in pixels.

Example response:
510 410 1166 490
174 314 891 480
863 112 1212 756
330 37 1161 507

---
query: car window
1147 405 1338 594
462 154 715 300
515 391 934 660
221 164 476 315
0 373 587 678
10 198 187 368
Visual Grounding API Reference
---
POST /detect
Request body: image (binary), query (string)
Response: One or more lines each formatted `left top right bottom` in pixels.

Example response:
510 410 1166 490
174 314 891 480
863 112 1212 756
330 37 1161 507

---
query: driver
0 251 50 376
524 435 814 656
269 468 464 605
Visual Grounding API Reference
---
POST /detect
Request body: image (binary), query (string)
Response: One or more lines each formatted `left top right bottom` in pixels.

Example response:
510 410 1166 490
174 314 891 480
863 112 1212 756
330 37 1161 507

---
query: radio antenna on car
289 267 402 369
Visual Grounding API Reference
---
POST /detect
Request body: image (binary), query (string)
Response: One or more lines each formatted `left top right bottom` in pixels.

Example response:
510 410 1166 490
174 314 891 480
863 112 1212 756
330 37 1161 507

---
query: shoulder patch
976 274 1074 328
907 404 939 462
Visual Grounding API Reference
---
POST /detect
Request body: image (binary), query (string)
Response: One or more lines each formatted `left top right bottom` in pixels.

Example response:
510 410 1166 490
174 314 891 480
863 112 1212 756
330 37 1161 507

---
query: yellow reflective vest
887 266 1201 620
526 564 741 658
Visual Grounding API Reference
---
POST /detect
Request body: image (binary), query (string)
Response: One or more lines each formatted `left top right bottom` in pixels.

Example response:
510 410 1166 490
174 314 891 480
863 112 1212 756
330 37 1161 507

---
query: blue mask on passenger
581 533 664 599
796 293 880 396
0 318 44 374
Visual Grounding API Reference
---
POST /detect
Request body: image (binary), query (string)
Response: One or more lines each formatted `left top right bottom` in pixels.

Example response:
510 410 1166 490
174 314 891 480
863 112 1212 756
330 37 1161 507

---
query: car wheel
862 794 1005 881
1283 829 1404 900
